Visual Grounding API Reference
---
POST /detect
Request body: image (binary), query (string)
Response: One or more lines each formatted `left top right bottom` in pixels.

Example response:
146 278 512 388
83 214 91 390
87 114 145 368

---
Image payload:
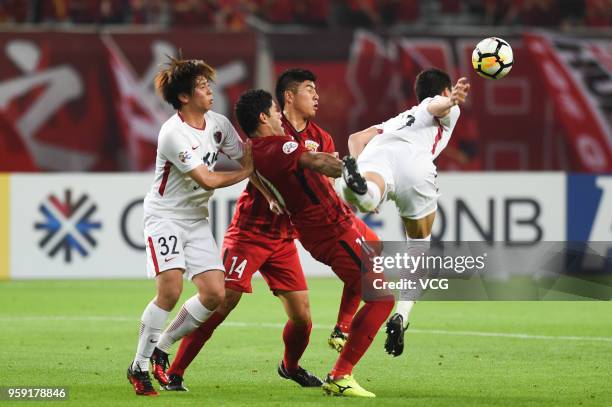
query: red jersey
227 116 338 240
227 182 296 240
282 115 358 219
251 135 353 238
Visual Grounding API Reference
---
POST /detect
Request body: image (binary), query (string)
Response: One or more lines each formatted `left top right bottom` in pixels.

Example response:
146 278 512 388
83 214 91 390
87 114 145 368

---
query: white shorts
358 143 439 220
144 215 224 280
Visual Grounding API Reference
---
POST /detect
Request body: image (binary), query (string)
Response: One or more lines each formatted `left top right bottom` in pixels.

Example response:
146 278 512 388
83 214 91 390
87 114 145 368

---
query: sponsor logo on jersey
282 141 299 154
203 151 219 166
304 140 320 152
34 189 102 263
179 150 192 163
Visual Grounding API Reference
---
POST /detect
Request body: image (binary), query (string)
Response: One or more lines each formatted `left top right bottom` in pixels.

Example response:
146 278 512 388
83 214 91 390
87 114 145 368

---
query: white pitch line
1 315 611 343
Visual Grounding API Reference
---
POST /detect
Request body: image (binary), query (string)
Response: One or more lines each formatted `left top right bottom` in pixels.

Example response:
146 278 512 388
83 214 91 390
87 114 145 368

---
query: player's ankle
330 372 351 380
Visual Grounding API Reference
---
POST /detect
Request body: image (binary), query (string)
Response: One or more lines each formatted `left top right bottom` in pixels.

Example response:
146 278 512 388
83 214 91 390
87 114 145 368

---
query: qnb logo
34 189 102 262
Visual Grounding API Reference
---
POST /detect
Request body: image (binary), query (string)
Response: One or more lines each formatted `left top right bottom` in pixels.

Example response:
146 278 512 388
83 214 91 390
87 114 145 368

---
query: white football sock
395 301 415 327
396 235 431 328
336 178 382 213
132 300 169 371
156 295 214 353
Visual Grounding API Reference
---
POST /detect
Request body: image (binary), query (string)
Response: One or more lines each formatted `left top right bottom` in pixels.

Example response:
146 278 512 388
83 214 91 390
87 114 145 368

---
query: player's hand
241 139 254 174
450 77 470 106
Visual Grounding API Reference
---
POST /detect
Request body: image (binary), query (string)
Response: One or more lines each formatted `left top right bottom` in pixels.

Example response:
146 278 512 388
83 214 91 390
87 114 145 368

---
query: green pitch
0 279 611 406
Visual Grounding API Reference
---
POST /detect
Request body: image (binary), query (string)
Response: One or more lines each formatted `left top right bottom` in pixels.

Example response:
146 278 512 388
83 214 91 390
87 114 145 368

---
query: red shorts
352 215 380 241
222 231 306 294
300 220 379 293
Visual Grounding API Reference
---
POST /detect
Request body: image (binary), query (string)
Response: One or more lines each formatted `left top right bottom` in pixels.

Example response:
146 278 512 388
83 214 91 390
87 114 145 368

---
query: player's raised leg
336 157 385 213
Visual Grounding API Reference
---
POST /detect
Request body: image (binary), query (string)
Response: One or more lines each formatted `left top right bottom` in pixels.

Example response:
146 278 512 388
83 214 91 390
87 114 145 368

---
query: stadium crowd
0 0 610 30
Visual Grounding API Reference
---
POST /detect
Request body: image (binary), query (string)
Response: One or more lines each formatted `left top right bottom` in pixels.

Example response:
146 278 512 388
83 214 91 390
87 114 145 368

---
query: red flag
102 35 164 170
524 33 612 172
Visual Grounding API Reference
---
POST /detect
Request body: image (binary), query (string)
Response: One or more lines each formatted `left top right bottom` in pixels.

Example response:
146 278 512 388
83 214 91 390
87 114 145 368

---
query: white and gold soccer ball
472 37 513 80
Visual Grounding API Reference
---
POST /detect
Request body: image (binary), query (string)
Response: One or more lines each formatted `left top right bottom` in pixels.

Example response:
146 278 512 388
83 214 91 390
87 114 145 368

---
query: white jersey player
336 68 470 357
128 56 254 396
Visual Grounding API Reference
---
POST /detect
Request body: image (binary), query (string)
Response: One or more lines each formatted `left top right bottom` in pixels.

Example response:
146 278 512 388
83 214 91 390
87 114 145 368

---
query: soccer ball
472 37 513 80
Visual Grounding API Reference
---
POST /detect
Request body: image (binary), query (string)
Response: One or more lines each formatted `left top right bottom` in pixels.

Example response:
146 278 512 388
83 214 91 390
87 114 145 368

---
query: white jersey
143 110 243 220
373 96 460 160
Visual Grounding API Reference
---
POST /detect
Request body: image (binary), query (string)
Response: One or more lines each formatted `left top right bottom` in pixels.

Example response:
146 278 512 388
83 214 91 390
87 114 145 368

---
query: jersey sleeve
438 104 460 132
256 138 308 176
375 96 458 133
158 130 202 173
219 116 244 160
278 139 308 171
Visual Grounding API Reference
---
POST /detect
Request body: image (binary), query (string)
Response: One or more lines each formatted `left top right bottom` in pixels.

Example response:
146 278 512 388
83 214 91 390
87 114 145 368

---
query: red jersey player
236 89 394 398
275 69 381 353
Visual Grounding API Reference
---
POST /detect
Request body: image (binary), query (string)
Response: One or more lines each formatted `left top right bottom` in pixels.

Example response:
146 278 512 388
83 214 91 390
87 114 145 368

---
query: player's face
292 80 319 120
268 101 284 135
189 76 214 112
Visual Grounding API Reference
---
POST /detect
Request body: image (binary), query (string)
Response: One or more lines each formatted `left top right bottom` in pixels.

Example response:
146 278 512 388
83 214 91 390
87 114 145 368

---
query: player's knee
157 288 182 310
218 290 241 315
289 300 311 325
290 310 311 326
205 288 225 310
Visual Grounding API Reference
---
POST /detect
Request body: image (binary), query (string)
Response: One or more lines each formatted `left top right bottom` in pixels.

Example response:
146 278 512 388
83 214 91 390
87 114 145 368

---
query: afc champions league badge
304 140 320 152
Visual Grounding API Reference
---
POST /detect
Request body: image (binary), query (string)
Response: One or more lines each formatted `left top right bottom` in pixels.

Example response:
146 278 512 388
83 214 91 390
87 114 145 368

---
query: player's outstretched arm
427 77 470 118
348 126 379 158
298 151 342 178
188 141 254 190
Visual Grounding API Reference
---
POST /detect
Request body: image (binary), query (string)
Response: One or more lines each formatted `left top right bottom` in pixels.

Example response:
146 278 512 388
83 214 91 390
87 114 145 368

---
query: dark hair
414 68 452 103
235 89 274 136
154 56 215 110
275 68 317 109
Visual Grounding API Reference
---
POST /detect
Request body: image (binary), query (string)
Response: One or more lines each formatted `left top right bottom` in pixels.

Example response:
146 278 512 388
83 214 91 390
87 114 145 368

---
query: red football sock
167 311 226 377
336 285 361 332
331 299 394 378
282 319 312 374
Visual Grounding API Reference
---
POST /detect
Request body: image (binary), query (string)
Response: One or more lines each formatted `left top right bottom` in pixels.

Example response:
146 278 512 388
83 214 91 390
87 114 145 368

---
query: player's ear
178 92 190 105
258 111 268 125
284 89 293 105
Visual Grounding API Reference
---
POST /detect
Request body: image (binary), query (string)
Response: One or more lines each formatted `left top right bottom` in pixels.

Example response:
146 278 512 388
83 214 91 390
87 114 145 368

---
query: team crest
179 150 192 163
282 141 299 154
304 140 320 152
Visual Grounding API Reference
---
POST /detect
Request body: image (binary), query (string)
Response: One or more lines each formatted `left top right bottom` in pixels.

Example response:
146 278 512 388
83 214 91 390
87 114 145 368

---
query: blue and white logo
34 189 102 263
